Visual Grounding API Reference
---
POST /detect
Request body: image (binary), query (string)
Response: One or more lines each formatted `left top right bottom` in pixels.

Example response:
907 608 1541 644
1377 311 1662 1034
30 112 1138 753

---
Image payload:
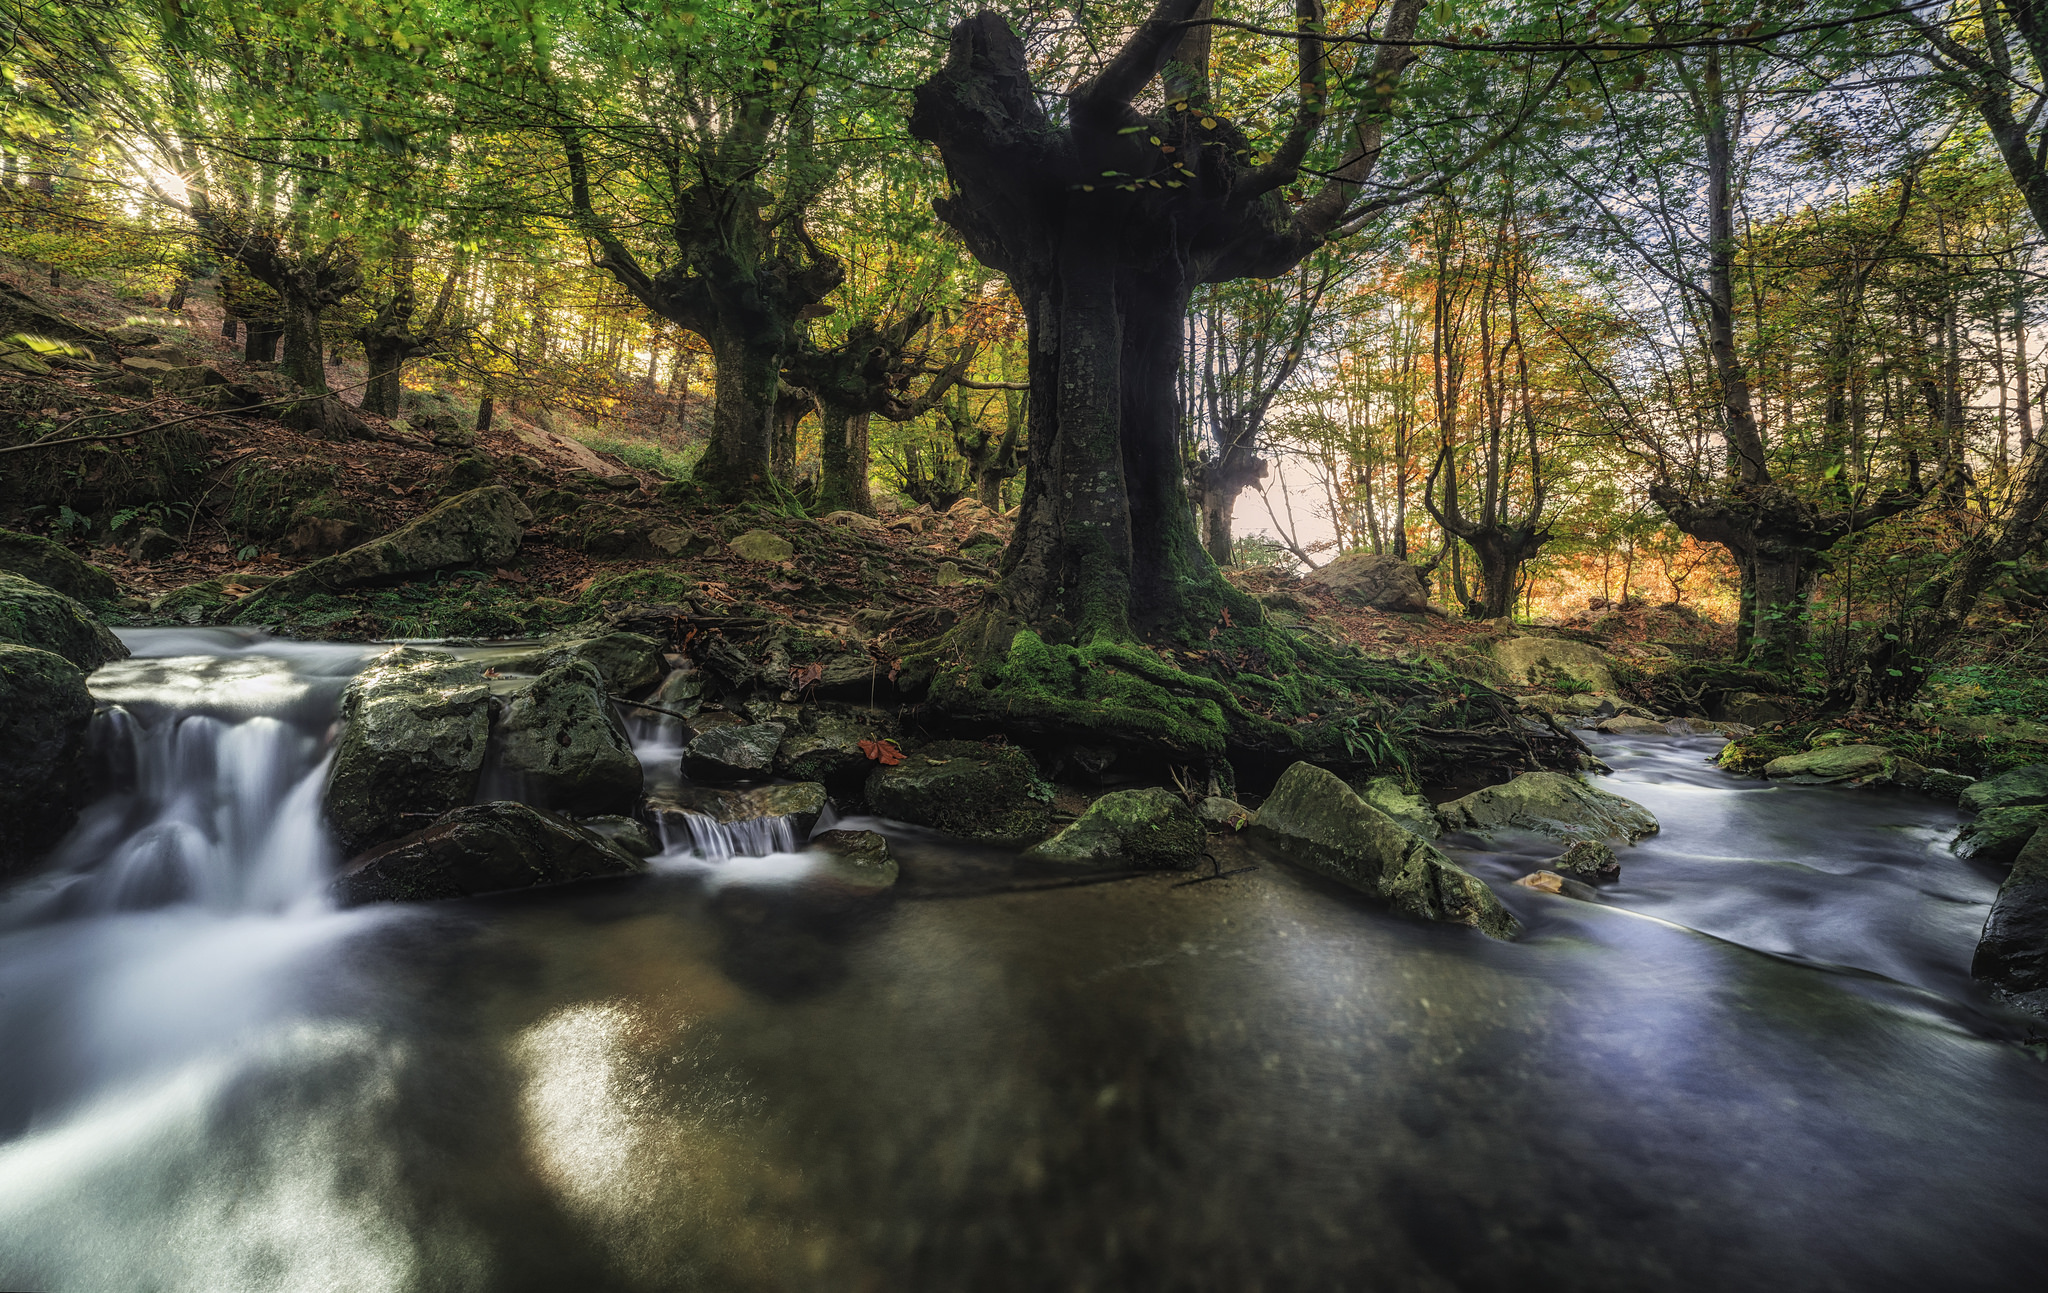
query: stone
1248 762 1518 939
129 526 178 561
119 356 176 376
684 722 786 781
864 740 1054 846
1300 551 1430 611
728 528 793 562
1436 770 1658 844
0 529 119 603
1489 636 1619 694
820 510 885 533
538 631 665 693
648 665 704 719
322 647 492 857
1937 713 2048 745
1515 871 1566 894
235 486 531 613
852 607 893 637
0 644 94 871
1596 714 1673 736
1762 744 1893 785
648 525 700 557
493 660 643 817
775 707 896 786
1197 796 1252 830
1358 776 1441 839
933 561 966 587
651 781 829 842
0 348 52 375
807 829 898 892
1956 805 2048 867
1549 838 1621 881
0 571 128 671
578 815 661 858
332 801 644 907
159 364 228 392
1718 692 1789 727
1025 788 1205 870
149 574 274 621
106 325 159 345
1971 827 2048 1009
1960 764 2048 815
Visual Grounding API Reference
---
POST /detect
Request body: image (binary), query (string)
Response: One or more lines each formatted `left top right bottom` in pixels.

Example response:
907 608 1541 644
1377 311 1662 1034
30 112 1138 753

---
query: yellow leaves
1201 117 1216 130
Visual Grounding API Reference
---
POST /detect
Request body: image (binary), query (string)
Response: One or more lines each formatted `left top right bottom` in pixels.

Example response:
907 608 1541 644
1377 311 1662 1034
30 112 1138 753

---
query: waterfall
653 810 798 861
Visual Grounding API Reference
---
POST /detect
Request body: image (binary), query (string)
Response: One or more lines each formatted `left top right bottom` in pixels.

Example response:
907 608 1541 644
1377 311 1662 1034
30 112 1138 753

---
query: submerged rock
323 647 492 856
0 643 94 871
807 828 899 892
1957 805 2048 867
1025 788 1204 870
1960 764 2048 815
1358 776 1441 839
493 660 643 816
1972 827 2048 1011
333 801 644 906
1548 838 1621 881
236 485 530 612
0 572 128 670
1436 770 1658 844
1249 762 1519 940
864 740 1053 846
0 528 118 604
684 722 786 781
1300 552 1429 611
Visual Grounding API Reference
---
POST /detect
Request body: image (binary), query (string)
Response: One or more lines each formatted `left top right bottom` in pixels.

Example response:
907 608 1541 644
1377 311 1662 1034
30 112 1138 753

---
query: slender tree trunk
771 386 810 484
474 394 495 435
361 341 408 416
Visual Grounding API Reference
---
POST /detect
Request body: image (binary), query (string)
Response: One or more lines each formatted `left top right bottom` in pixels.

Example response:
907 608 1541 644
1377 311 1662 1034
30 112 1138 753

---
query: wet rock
1197 796 1251 830
1596 714 1673 736
807 829 898 892
494 660 643 816
1248 762 1518 939
1025 788 1204 870
579 814 661 858
1972 827 2048 1011
1436 770 1658 844
648 663 704 718
332 801 644 906
0 644 94 871
684 722 786 781
653 781 829 842
323 647 492 856
728 529 793 562
1549 838 1621 881
236 486 531 613
1960 765 2048 815
0 528 118 603
1515 870 1565 894
0 571 129 670
1762 744 1893 785
1300 552 1429 612
1490 636 1619 694
1358 776 1441 839
775 707 897 786
538 631 666 693
149 574 275 622
865 740 1054 846
129 526 178 561
1957 805 2048 867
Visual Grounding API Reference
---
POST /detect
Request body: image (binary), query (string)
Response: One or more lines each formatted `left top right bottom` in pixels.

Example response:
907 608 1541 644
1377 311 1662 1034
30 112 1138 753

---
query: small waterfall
655 811 798 861
31 704 337 919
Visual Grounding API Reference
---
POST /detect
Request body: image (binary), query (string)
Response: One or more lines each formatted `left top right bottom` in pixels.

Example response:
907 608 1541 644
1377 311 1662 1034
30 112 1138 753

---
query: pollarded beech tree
910 0 1553 651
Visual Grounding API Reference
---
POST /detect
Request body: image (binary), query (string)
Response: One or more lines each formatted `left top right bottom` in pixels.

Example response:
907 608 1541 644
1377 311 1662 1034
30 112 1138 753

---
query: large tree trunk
245 321 281 363
278 290 327 392
771 385 810 484
361 339 408 416
816 400 872 514
703 329 784 495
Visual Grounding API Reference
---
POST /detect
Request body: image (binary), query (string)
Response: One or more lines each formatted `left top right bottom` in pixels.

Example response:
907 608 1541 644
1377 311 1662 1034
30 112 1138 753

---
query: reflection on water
0 636 2044 1290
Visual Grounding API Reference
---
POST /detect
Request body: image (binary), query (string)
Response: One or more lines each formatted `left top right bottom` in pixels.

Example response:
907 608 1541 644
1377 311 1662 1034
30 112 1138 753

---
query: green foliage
568 431 701 482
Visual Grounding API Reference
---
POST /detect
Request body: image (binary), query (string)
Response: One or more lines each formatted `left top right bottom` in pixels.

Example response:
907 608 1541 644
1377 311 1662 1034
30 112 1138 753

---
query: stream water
0 631 2044 1292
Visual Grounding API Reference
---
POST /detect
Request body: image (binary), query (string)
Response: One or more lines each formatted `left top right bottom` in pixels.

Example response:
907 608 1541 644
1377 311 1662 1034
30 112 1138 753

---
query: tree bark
771 384 811 484
816 400 872 514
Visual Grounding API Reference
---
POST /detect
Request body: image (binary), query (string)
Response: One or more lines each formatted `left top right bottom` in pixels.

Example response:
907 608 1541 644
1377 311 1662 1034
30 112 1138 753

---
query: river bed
0 631 2042 1291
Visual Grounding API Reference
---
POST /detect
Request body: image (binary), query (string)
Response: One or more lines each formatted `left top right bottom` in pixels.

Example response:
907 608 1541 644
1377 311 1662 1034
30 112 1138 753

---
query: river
0 630 2042 1292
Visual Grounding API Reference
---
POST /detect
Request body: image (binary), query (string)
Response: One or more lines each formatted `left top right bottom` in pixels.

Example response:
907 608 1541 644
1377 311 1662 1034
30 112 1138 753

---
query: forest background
5 0 2048 722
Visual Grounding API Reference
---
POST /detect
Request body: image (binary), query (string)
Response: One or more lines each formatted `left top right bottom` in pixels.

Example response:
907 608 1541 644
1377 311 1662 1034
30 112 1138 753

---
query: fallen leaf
495 567 527 584
857 738 905 766
1514 871 1565 894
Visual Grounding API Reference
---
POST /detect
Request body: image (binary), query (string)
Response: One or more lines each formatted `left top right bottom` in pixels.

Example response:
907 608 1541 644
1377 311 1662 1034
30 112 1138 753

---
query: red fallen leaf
789 661 824 691
858 738 906 766
1221 608 1233 628
495 567 527 584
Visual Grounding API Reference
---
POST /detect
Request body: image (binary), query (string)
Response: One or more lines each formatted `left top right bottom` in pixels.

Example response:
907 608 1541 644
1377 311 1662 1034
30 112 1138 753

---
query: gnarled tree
794 309 978 513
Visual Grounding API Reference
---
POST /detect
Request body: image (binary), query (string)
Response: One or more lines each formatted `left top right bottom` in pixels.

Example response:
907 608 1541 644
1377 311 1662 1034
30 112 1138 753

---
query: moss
225 461 341 540
579 568 697 606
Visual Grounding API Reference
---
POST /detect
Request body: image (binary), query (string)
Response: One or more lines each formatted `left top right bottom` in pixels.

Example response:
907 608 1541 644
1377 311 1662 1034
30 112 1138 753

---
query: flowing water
0 631 2044 1292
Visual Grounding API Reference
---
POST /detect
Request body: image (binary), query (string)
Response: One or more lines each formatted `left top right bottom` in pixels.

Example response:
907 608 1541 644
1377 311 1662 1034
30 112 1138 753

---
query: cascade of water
655 811 798 861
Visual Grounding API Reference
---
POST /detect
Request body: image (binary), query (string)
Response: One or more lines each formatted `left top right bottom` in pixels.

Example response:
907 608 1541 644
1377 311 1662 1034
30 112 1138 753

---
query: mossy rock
1025 787 1203 870
1357 775 1441 840
323 647 492 857
1961 764 2048 814
865 739 1054 845
1957 805 2048 866
1437 771 1658 844
580 568 698 606
0 571 128 670
225 460 341 540
0 643 94 870
493 660 643 816
332 801 644 907
0 528 118 604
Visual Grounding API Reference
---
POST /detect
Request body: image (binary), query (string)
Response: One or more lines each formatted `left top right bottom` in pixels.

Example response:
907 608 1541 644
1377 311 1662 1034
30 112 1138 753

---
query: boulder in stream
1762 744 1894 785
648 781 829 843
323 647 492 856
1357 776 1440 839
523 631 666 693
0 572 128 670
1960 764 2048 815
1957 805 2048 867
1250 762 1519 940
864 740 1054 846
1971 827 2048 1011
332 801 645 906
1549 839 1621 881
1025 788 1204 870
775 706 898 786
807 829 899 893
0 643 94 870
1436 770 1658 844
0 528 119 604
493 659 643 816
684 722 786 781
